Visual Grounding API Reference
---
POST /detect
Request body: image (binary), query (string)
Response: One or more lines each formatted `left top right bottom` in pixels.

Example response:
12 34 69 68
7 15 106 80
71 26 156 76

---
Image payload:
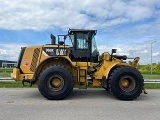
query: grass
0 68 160 89
0 68 13 77
0 68 160 79
0 81 37 88
144 84 160 89
1 69 159 79
0 68 13 72
0 81 160 89
142 74 160 79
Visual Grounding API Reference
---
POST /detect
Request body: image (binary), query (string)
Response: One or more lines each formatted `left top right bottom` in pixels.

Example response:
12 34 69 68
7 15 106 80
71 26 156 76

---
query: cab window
76 33 88 49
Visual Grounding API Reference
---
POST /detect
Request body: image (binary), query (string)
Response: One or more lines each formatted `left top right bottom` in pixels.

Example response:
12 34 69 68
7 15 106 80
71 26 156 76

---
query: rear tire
38 65 73 100
108 66 144 100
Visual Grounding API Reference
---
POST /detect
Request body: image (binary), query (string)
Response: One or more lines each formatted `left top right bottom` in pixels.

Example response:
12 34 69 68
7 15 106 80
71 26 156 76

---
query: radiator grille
30 48 40 72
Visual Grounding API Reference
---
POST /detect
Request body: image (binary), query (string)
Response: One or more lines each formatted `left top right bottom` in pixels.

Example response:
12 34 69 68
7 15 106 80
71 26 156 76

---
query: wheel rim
48 75 64 91
119 76 136 92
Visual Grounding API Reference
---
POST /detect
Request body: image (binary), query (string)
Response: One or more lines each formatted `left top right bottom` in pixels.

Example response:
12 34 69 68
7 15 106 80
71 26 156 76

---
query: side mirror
110 49 117 61
112 49 117 54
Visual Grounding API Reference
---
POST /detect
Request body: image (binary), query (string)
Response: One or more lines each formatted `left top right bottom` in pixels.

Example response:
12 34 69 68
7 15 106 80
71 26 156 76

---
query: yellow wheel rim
120 79 129 88
48 75 64 91
119 76 136 92
52 78 61 87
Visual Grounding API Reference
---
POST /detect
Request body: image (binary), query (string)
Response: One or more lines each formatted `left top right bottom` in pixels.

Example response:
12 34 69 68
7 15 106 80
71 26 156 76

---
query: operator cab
68 29 99 62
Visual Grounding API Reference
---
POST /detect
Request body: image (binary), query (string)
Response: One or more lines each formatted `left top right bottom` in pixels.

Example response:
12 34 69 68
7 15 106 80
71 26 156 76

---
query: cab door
71 32 91 62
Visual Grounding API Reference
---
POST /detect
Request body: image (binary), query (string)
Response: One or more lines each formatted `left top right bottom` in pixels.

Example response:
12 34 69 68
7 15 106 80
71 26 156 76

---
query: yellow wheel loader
11 29 146 100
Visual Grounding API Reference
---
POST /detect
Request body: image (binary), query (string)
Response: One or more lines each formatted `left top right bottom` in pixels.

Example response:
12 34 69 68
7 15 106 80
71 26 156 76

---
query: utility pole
151 41 156 74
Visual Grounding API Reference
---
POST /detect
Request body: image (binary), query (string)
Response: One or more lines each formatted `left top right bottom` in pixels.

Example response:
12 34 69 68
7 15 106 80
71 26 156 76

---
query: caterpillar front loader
11 29 146 100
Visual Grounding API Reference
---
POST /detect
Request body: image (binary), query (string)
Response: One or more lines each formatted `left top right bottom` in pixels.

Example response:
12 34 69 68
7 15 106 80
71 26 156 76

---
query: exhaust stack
51 34 56 45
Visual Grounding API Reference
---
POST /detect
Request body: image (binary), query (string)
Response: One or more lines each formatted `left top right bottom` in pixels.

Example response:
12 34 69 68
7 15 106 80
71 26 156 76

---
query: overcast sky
0 0 160 64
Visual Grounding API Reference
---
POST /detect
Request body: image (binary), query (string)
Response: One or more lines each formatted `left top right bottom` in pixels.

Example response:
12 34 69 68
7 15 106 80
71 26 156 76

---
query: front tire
108 66 144 100
38 65 74 100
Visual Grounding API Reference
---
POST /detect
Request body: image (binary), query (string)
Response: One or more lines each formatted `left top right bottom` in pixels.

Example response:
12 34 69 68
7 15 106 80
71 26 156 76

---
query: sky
0 0 160 65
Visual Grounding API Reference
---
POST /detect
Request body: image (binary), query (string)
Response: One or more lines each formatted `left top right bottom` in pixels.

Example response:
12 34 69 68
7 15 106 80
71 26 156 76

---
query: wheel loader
11 29 146 100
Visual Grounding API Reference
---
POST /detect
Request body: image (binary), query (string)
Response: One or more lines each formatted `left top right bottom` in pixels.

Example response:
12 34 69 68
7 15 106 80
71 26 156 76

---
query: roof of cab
68 29 97 34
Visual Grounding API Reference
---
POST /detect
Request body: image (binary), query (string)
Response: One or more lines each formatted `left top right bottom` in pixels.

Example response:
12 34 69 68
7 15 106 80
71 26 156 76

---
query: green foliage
139 63 160 74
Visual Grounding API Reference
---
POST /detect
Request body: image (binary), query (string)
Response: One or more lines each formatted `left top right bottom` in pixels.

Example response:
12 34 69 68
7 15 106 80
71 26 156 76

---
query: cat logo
56 49 66 55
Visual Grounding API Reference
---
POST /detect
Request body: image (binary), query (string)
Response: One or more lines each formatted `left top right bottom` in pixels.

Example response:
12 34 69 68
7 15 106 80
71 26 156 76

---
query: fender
95 61 129 80
100 62 129 89
102 62 129 79
31 56 75 83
